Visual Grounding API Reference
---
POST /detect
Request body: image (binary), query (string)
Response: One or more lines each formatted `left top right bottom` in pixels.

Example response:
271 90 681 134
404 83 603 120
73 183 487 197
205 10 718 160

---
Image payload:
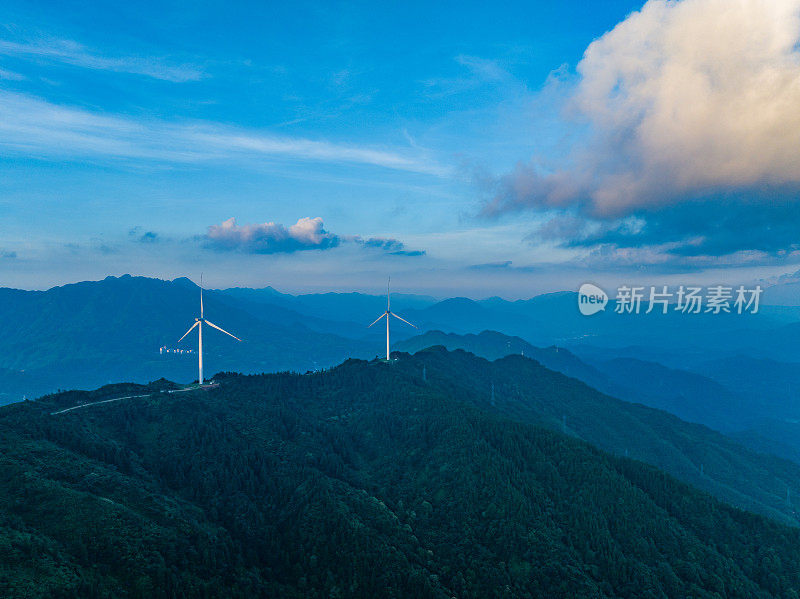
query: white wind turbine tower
368 277 417 361
177 276 241 385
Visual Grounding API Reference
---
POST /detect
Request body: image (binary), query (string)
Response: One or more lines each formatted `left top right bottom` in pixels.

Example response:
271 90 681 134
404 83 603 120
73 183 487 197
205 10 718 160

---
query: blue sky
1 0 799 296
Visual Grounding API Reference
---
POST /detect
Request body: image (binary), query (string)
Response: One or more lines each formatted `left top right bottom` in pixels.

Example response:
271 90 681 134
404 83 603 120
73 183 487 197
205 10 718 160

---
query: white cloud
204 217 339 254
481 0 800 268
489 0 800 217
0 91 449 176
203 217 427 256
0 37 203 82
575 0 800 214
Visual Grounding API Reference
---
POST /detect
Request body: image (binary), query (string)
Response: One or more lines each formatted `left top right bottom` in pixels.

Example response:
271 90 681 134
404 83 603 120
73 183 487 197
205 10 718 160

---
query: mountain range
5 275 800 469
4 274 800 407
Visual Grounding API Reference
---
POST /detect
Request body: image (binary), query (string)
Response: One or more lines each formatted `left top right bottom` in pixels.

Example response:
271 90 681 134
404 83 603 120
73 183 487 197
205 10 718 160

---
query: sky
1 0 799 297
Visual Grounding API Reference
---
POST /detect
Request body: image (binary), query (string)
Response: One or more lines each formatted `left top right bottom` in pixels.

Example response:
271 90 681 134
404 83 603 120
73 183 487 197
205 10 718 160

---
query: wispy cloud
353 236 426 257
469 260 513 270
422 55 516 98
0 67 25 80
187 130 447 175
0 91 449 176
455 55 509 83
0 37 203 82
128 227 160 244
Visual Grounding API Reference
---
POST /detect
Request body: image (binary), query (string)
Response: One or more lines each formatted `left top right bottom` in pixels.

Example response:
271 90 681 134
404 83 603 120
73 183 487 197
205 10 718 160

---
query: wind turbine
178 276 241 385
368 277 417 360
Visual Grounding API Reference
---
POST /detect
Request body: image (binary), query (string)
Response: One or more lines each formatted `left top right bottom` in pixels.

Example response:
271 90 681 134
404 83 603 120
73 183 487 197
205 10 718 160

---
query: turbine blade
204 320 242 341
200 275 204 319
391 312 417 328
368 312 387 327
178 320 199 343
387 276 391 311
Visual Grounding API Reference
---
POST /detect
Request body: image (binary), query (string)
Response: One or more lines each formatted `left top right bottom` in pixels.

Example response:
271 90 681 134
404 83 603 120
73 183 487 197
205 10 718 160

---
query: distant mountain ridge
220 285 438 325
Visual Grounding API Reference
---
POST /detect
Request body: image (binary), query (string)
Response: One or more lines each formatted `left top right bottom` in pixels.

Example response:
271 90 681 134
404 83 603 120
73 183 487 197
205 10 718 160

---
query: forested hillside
3 349 800 597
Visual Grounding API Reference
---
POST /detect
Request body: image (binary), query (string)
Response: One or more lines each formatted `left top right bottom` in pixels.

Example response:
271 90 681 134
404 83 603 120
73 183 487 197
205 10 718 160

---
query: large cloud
577 0 800 214
204 217 340 254
487 0 800 263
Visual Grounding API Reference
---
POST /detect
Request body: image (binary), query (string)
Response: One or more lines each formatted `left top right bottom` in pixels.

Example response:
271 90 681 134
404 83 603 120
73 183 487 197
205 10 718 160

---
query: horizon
0 272 573 302
2 272 797 308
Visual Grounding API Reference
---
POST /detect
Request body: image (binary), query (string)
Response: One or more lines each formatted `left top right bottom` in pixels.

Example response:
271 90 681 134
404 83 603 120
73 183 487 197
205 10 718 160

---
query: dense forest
2 348 800 597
